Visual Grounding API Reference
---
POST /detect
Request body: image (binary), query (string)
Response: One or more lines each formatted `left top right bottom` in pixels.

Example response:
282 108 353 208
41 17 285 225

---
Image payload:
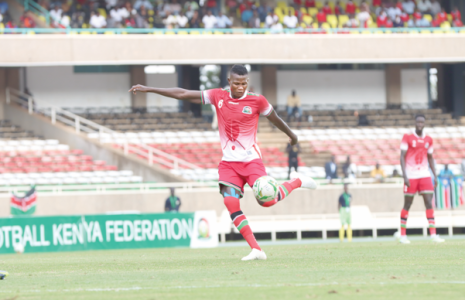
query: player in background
399 114 444 244
129 64 317 260
338 183 352 242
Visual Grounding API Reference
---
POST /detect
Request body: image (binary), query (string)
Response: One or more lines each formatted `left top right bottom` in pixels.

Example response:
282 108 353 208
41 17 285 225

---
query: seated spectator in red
400 11 410 23
322 1 332 14
436 8 447 23
413 9 422 21
345 0 356 15
372 0 382 7
453 18 463 27
316 9 327 24
431 16 441 27
20 11 36 28
395 0 403 10
451 7 461 21
294 0 302 7
377 10 388 27
385 19 393 28
334 1 344 15
305 0 316 8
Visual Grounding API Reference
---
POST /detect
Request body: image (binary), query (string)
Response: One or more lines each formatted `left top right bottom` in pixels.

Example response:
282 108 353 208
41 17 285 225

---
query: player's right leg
421 189 445 243
399 195 414 244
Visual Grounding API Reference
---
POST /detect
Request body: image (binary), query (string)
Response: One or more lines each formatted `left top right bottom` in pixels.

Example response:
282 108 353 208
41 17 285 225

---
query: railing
0 27 464 35
16 0 50 26
6 88 201 170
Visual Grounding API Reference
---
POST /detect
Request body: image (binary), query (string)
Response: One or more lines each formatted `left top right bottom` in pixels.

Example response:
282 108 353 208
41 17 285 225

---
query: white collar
412 129 425 138
230 90 248 100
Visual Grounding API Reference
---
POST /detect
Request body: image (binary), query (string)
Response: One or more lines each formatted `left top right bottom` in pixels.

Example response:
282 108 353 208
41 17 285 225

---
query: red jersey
202 89 273 162
345 2 356 14
322 6 332 15
452 10 461 21
400 131 434 179
316 11 327 23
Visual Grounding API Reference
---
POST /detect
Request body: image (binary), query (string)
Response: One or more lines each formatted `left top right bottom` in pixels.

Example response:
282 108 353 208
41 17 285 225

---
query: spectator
163 11 177 28
430 0 441 16
105 0 118 10
436 8 447 23
334 1 344 15
20 11 36 28
0 1 8 15
50 5 63 27
189 10 201 28
283 10 298 28
417 0 432 14
165 188 181 212
265 11 278 28
338 184 352 242
439 164 454 178
377 10 388 27
345 13 359 27
206 0 218 16
453 17 463 27
452 7 461 22
124 13 137 28
134 0 153 10
177 11 189 28
391 169 402 178
202 10 217 29
393 15 404 27
316 9 327 26
286 142 300 179
345 0 356 15
71 10 85 28
305 0 315 8
325 155 338 181
357 3 370 27
286 90 302 121
342 156 357 179
89 10 106 28
270 19 283 33
59 13 71 28
387 4 402 20
185 4 195 19
322 1 332 15
241 7 253 24
109 5 124 27
135 6 149 28
216 10 232 28
400 10 410 23
248 10 260 28
370 162 386 182
164 0 182 15
372 0 382 8
402 0 415 15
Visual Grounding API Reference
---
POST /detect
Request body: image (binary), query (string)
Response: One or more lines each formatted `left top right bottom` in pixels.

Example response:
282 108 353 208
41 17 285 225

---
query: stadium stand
0 120 142 186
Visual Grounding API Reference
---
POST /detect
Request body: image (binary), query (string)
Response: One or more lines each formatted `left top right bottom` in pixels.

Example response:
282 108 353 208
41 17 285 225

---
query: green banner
0 211 218 254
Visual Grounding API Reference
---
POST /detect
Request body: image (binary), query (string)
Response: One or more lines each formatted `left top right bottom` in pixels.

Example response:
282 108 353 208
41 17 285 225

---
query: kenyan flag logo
242 106 252 114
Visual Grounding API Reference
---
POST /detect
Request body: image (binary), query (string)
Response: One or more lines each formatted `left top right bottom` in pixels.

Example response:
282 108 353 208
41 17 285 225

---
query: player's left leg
346 211 352 242
419 177 444 243
260 174 317 208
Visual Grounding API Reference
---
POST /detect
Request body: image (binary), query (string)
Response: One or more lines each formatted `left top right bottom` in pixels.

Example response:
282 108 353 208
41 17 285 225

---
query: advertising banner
0 211 218 254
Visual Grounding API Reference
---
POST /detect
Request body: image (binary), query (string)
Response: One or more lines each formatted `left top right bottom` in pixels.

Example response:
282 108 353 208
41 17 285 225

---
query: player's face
228 74 248 99
415 117 425 132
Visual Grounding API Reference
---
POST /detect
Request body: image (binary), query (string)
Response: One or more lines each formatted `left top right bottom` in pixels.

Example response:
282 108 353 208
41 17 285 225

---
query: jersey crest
242 106 252 114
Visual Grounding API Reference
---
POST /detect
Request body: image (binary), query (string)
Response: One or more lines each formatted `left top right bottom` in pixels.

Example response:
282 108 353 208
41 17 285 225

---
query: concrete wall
146 73 178 107
277 70 386 106
26 66 131 108
3 103 187 183
0 184 460 217
401 69 428 104
1 35 465 66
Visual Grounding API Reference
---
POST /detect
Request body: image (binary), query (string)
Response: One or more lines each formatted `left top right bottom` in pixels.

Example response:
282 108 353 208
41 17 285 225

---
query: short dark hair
230 64 248 76
415 114 426 120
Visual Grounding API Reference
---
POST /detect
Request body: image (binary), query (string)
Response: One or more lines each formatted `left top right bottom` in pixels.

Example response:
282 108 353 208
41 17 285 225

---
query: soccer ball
253 176 278 205
14 243 24 254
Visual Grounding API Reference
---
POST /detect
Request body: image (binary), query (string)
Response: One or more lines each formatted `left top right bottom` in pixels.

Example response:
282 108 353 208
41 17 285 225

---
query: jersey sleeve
258 95 273 117
201 89 220 105
427 137 434 154
400 134 409 151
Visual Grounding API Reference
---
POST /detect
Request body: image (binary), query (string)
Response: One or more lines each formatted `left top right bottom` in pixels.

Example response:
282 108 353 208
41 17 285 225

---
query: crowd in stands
0 0 462 30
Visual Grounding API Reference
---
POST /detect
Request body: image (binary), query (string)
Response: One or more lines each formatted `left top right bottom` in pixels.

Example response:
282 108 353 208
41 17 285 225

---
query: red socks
426 209 436 235
224 196 261 250
261 178 302 208
400 209 408 236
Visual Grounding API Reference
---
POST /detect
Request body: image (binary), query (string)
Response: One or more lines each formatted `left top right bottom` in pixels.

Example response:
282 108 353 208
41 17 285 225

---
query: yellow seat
338 15 349 28
384 30 392 34
104 31 115 35
350 30 360 34
213 31 224 35
375 30 384 34
300 7 307 14
190 31 201 35
326 14 338 28
165 31 175 35
177 31 188 35
409 30 420 34
423 14 432 22
321 22 331 29
447 14 453 22
97 8 107 18
329 1 335 9
203 31 213 35
283 7 295 16
460 30 465 34
421 30 431 34
440 21 451 29
308 7 318 17
80 31 91 35
82 23 88 28
27 31 36 35
361 30 371 34
303 15 312 25
433 30 444 34
277 1 287 8
312 23 318 28
315 1 323 8
121 31 128 34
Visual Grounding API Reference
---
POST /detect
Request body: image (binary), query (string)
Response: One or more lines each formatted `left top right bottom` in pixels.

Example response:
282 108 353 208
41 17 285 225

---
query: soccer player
399 114 444 244
338 183 352 242
129 64 317 260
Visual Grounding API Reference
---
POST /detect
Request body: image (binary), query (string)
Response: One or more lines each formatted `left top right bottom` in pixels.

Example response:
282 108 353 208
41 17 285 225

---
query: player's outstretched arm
400 150 410 187
128 85 201 104
266 110 298 145
427 153 438 187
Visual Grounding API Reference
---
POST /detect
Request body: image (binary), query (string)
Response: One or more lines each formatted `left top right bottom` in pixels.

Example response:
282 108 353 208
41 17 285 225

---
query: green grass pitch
0 240 464 299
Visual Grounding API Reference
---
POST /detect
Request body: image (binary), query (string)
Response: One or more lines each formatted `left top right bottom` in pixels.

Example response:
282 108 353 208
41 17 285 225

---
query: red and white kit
400 131 434 195
201 88 273 194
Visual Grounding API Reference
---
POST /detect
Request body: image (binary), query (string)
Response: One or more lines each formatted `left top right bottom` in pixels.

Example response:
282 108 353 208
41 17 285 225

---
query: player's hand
404 177 410 188
129 84 150 94
289 134 298 146
433 177 438 188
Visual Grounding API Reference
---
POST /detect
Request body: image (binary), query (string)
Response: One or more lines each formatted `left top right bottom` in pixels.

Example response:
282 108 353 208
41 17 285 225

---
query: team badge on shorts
242 106 252 114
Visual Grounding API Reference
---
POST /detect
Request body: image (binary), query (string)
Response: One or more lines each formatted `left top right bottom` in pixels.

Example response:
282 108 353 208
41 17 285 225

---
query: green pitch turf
0 240 464 300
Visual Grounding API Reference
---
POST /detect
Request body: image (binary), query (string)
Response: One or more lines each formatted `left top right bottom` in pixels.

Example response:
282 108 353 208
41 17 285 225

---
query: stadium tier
0 120 142 185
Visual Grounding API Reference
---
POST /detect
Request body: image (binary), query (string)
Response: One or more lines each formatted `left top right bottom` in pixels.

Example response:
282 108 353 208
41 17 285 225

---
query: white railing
6 88 201 170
